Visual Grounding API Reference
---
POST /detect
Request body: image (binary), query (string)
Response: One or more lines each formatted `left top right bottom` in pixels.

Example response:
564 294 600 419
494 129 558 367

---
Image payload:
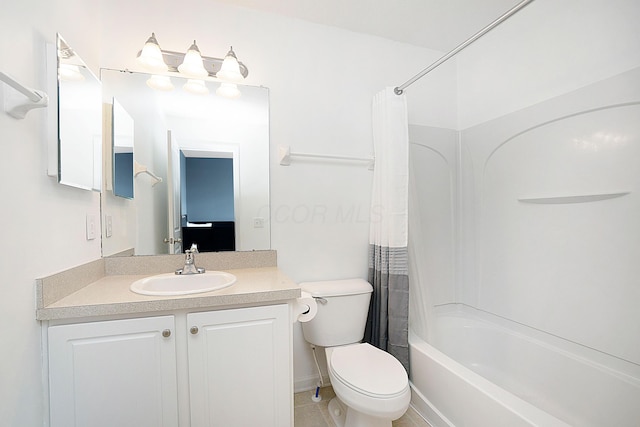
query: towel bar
278 145 374 170
0 71 49 119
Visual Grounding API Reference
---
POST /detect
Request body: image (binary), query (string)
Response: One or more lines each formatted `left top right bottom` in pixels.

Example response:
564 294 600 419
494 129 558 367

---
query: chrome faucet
175 243 205 275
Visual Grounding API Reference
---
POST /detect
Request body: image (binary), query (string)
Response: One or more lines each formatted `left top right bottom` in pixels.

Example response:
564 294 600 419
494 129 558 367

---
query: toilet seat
329 343 408 399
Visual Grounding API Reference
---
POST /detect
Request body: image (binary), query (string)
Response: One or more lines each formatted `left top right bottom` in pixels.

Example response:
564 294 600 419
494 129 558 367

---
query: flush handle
190 326 199 335
313 296 328 304
162 329 171 338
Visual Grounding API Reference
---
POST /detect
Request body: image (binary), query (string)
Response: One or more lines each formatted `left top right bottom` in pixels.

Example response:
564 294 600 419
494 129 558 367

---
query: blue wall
114 152 134 199
184 157 234 222
181 151 187 225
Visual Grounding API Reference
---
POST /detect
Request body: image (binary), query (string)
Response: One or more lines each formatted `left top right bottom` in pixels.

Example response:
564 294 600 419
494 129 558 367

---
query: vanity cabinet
187 304 291 427
47 304 292 427
48 316 178 427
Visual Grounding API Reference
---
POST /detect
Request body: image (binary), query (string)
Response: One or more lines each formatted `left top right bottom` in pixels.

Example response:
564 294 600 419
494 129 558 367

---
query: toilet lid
330 343 408 398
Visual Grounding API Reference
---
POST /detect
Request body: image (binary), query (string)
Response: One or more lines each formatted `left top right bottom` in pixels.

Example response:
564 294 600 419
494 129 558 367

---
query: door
166 130 182 254
187 305 292 427
48 316 178 427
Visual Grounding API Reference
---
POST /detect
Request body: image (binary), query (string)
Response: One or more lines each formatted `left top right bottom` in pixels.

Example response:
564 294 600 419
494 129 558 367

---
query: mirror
112 99 135 199
56 34 102 191
101 69 270 256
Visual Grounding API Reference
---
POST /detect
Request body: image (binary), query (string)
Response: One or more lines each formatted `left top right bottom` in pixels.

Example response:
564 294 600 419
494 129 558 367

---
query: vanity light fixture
136 33 249 98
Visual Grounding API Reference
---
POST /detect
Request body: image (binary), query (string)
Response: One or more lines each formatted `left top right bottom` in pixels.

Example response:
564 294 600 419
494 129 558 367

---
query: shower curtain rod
394 0 535 95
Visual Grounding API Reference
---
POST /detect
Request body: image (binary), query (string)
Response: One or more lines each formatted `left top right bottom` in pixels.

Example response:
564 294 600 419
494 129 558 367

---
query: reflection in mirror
112 99 134 199
57 34 102 191
101 69 270 256
181 145 239 253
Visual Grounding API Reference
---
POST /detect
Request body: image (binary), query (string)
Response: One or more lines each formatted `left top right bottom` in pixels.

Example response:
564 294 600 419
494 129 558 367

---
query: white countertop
37 267 301 321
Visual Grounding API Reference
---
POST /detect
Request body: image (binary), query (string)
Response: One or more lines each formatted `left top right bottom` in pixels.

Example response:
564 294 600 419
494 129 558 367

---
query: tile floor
294 386 432 427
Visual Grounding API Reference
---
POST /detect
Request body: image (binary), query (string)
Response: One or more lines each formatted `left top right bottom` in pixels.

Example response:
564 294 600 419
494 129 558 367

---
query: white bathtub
409 305 640 427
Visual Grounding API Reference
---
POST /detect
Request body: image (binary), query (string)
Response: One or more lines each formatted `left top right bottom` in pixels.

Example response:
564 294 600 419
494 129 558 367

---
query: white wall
0 1 102 425
0 2 454 425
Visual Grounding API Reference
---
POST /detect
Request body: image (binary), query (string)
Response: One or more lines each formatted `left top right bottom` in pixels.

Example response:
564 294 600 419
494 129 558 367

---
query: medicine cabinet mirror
56 34 103 191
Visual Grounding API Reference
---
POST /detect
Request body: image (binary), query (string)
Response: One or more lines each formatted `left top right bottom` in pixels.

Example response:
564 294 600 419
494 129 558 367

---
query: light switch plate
105 215 113 238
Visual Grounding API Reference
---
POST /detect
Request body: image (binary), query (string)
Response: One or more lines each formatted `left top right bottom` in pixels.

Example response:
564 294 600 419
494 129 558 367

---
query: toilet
300 279 410 427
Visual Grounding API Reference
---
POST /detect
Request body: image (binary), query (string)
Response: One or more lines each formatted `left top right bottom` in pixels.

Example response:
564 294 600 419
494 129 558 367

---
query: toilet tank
299 279 373 347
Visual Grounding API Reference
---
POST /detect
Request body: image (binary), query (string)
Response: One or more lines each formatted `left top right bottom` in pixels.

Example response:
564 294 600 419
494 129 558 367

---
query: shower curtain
365 87 410 371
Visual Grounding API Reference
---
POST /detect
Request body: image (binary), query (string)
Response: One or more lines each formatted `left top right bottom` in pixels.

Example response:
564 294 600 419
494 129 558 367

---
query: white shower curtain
365 87 410 371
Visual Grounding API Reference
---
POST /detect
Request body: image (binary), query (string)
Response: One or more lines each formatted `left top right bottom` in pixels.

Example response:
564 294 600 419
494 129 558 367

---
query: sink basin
130 271 237 296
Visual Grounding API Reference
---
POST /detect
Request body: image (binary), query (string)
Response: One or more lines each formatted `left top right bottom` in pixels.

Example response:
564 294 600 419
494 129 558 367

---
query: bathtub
408 305 640 427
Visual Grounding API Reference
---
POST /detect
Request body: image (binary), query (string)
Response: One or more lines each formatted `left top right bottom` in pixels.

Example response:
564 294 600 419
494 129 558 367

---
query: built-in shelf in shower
518 192 630 204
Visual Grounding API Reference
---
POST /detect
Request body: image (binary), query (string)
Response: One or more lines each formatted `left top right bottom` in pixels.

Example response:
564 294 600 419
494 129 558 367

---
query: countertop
37 267 301 321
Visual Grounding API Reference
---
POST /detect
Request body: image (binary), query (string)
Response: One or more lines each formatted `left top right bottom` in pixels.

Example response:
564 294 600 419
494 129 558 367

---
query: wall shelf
518 192 630 204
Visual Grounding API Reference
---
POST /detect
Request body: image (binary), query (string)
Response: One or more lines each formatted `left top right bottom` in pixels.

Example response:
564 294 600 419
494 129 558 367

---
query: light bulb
183 79 209 95
59 63 84 81
216 47 243 82
137 33 168 74
146 75 174 91
178 41 208 78
216 82 241 99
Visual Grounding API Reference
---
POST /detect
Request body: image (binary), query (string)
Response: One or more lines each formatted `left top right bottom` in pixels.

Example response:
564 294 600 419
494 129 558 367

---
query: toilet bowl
299 279 411 427
326 344 410 427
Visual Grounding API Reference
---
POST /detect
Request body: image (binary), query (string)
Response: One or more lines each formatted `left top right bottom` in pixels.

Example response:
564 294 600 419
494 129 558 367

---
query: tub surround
36 250 300 320
409 66 640 426
410 305 640 426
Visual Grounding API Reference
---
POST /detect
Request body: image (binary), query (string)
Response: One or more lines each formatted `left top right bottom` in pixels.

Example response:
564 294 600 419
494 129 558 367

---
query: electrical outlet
86 214 96 240
253 217 265 228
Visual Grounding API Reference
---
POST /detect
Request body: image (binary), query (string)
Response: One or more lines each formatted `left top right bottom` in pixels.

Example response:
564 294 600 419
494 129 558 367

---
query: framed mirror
56 34 102 191
101 69 270 256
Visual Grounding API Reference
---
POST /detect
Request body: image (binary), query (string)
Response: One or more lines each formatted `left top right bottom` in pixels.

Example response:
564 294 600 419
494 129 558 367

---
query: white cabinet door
187 304 292 427
48 316 178 427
